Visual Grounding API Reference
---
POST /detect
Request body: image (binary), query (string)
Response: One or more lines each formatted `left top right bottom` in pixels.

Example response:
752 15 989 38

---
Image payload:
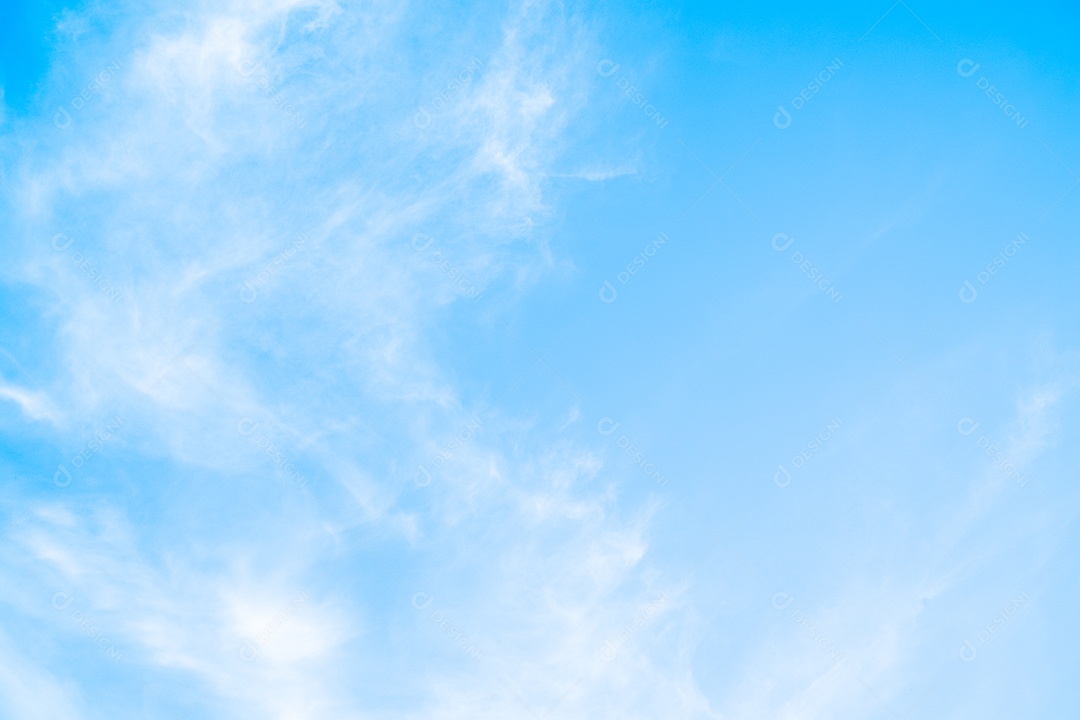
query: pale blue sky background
1 0 1079 718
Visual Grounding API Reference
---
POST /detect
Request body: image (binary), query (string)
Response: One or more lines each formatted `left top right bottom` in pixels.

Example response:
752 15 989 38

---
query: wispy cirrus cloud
0 1 688 718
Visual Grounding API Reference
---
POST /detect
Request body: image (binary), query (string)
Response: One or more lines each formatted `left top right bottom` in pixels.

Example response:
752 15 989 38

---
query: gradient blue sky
1 0 1079 718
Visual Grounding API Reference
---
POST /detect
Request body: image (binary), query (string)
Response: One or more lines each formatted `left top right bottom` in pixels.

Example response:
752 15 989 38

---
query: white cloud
0 1 691 717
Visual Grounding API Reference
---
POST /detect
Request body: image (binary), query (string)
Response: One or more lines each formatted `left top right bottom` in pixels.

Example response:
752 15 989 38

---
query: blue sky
1 0 1079 717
